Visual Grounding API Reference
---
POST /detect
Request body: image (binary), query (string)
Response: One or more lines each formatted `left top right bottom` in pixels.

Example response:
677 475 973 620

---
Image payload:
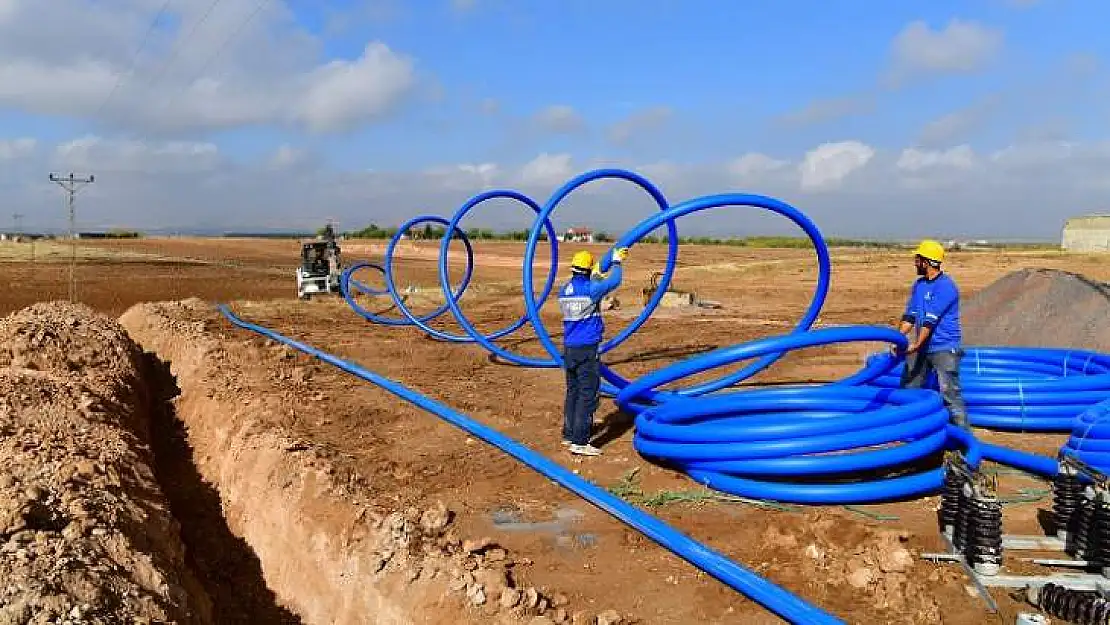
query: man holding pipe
896 239 969 429
558 247 629 456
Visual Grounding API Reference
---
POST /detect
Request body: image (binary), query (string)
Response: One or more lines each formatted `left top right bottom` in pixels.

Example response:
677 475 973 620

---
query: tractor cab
296 227 343 300
301 241 331 275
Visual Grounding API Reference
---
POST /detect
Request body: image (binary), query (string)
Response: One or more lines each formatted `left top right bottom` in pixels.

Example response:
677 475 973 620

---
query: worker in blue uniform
896 239 969 428
558 247 629 456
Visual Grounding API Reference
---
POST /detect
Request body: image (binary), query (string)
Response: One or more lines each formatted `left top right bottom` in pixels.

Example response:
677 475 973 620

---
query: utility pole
11 213 28 260
48 173 95 302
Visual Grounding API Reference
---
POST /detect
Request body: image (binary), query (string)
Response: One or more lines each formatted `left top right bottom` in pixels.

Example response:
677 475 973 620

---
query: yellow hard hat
914 239 945 263
570 250 593 271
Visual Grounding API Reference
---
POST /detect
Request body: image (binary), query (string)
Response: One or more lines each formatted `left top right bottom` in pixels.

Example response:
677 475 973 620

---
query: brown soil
5 237 1110 624
0 302 212 624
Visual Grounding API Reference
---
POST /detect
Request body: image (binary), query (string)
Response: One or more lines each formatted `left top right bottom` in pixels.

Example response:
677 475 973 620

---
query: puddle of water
488 505 598 549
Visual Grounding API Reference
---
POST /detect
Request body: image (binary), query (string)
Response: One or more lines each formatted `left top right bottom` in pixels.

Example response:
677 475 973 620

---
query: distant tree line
343 224 899 249
345 223 551 241
106 229 142 239
632 235 900 249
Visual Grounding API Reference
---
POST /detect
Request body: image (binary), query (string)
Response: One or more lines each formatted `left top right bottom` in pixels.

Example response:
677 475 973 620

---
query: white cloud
895 146 978 190
295 42 416 132
0 0 419 134
0 138 36 159
607 107 672 145
5 134 1110 241
989 140 1078 168
775 96 872 127
918 96 1002 146
889 19 1003 82
727 153 789 183
798 141 875 190
269 145 309 169
534 105 584 134
0 0 17 23
897 145 976 173
422 162 501 191
54 135 219 173
518 153 574 187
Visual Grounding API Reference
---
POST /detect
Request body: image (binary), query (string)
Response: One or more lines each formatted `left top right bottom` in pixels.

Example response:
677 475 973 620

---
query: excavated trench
142 354 300 624
118 300 588 625
1 300 568 625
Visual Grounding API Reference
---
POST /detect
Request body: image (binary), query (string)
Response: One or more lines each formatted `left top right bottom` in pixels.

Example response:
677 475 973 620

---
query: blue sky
0 0 1107 238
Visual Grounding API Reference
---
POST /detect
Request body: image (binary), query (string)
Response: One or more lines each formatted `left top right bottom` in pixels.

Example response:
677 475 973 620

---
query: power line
93 0 176 119
48 173 95 303
143 0 225 91
153 0 271 117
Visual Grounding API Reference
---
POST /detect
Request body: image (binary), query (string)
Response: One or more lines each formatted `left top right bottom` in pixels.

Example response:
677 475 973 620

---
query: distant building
562 227 594 243
1062 214 1110 252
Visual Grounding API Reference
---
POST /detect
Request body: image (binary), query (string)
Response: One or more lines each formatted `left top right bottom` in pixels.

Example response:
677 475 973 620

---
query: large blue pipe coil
338 167 1073 495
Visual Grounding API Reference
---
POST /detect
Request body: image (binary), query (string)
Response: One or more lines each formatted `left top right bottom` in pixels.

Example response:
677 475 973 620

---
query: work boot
568 444 602 457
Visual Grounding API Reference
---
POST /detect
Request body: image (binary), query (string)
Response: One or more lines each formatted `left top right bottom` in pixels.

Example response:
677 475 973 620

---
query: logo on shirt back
563 283 574 295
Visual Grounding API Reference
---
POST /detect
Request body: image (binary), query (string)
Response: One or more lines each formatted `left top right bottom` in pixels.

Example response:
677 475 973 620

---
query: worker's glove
612 247 630 264
591 262 608 279
889 344 910 358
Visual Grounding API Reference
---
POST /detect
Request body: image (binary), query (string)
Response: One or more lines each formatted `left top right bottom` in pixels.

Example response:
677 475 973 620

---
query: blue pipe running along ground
216 304 843 625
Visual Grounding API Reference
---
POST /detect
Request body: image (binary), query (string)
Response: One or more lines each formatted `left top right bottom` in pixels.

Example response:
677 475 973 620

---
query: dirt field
3 236 1109 624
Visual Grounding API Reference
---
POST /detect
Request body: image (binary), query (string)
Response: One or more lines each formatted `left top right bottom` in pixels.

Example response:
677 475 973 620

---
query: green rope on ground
605 467 800 512
998 488 1050 505
842 505 900 521
980 466 1049 482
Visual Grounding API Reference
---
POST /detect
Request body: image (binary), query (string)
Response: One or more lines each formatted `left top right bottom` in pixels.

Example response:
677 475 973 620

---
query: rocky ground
0 302 211 624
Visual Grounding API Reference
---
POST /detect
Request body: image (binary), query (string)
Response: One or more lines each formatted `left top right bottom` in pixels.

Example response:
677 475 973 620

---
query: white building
562 227 594 243
1062 214 1110 252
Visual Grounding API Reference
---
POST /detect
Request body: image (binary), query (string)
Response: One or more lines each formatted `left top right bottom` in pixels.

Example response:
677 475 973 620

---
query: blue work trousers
563 344 600 445
901 347 969 428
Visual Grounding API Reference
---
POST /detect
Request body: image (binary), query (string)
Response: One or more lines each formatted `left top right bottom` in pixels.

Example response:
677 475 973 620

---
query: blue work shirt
558 265 623 348
902 272 962 353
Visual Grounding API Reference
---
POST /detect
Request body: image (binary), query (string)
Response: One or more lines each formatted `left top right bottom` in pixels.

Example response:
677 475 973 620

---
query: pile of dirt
0 302 211 623
758 514 949 624
963 268 1110 350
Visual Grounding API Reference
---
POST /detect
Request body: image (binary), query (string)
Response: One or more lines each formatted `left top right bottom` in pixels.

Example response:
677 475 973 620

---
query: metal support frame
924 451 1110 620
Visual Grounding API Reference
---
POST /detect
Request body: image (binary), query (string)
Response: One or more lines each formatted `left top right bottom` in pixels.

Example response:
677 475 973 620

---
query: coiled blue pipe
864 347 1110 431
336 167 1076 498
216 304 843 625
618 326 967 503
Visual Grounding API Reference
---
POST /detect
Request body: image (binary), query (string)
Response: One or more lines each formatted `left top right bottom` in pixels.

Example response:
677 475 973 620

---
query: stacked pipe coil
864 348 1110 432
